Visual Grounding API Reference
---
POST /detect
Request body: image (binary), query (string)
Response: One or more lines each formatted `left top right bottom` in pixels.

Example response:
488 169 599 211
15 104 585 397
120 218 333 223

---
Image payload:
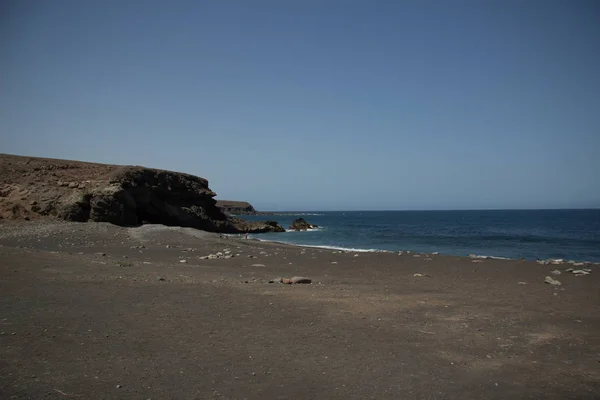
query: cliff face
0 154 283 233
216 200 257 215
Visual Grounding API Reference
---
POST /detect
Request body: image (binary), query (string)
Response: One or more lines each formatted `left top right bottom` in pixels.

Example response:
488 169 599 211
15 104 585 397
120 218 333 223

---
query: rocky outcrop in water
0 154 284 233
289 218 318 231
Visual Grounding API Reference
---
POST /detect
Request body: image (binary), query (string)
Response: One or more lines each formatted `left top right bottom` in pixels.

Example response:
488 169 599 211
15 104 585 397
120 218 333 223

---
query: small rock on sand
251 264 266 267
414 273 432 278
179 259 187 263
544 276 561 286
472 260 483 263
572 269 591 276
550 269 561 275
291 276 311 284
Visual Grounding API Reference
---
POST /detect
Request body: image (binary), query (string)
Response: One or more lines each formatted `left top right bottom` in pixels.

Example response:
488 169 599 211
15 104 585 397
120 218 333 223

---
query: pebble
251 264 266 267
544 276 561 286
413 273 432 278
572 269 591 276
179 259 187 263
157 277 165 281
550 269 561 275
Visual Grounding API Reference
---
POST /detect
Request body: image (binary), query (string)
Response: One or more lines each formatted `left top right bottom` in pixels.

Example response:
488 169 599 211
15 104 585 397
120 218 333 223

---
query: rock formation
289 218 318 231
216 200 257 215
0 154 284 233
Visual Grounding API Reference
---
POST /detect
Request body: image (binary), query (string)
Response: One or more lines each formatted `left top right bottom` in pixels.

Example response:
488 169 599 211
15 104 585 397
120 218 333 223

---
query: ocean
243 209 600 262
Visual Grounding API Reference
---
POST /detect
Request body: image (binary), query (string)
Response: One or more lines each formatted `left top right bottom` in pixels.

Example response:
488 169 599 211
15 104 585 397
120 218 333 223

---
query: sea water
243 209 600 262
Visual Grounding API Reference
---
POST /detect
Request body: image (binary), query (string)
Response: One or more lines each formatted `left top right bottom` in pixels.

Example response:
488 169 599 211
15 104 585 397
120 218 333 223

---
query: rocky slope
215 200 257 215
0 154 284 233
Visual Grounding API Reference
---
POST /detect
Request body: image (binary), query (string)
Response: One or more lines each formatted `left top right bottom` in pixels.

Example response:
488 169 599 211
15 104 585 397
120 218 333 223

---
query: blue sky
1 0 599 211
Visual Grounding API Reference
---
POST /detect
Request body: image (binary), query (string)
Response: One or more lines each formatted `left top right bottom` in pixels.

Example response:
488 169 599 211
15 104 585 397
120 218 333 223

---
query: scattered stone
157 277 165 281
259 251 267 255
96 252 106 256
200 252 235 260
550 269 561 275
354 254 359 257
331 261 338 264
572 269 591 276
413 273 432 278
518 282 527 285
251 264 266 267
432 252 439 255
471 260 483 263
179 259 187 263
544 276 561 286
413 254 421 258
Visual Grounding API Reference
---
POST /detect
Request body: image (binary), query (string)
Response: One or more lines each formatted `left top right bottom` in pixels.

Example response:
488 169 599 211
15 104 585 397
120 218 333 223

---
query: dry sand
1 221 599 399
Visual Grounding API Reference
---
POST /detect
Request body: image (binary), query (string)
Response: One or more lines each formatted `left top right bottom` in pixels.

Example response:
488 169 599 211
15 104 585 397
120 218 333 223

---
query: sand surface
1 221 599 399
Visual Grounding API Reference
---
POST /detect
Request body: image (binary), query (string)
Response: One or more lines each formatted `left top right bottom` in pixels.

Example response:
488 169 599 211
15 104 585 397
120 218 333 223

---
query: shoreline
247 233 600 265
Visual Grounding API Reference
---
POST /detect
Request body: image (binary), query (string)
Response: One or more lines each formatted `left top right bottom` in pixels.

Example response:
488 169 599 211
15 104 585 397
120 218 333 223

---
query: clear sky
1 0 599 211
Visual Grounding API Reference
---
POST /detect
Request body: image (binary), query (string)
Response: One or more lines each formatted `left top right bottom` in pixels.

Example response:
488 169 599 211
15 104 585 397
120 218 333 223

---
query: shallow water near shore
244 209 600 262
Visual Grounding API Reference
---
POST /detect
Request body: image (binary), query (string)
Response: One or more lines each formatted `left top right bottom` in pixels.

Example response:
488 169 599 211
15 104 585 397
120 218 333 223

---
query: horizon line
255 207 600 213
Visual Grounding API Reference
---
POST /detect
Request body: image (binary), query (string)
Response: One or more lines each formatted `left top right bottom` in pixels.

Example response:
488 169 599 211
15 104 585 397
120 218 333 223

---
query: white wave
251 238 380 253
300 244 383 252
285 227 323 232
469 254 510 260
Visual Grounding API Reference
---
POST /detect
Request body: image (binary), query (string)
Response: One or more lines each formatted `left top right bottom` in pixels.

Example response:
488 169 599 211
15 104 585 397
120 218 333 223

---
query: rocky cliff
216 200 257 215
0 154 284 233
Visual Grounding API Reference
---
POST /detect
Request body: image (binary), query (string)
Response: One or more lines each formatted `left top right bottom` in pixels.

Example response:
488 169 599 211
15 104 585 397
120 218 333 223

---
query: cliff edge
0 154 283 233
216 200 257 215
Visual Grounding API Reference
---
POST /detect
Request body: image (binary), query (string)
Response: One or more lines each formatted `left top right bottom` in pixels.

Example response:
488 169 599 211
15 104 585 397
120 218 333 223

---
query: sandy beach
1 221 599 399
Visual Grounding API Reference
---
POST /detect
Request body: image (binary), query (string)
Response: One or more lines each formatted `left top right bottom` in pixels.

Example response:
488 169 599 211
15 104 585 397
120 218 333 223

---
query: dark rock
289 218 318 231
291 276 312 284
215 200 257 215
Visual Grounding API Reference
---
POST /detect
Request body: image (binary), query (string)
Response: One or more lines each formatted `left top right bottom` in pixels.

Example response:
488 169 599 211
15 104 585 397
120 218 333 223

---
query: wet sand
1 221 599 399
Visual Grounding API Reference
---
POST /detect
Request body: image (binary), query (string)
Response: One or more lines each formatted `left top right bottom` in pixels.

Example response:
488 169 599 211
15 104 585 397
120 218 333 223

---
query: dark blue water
244 210 600 261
